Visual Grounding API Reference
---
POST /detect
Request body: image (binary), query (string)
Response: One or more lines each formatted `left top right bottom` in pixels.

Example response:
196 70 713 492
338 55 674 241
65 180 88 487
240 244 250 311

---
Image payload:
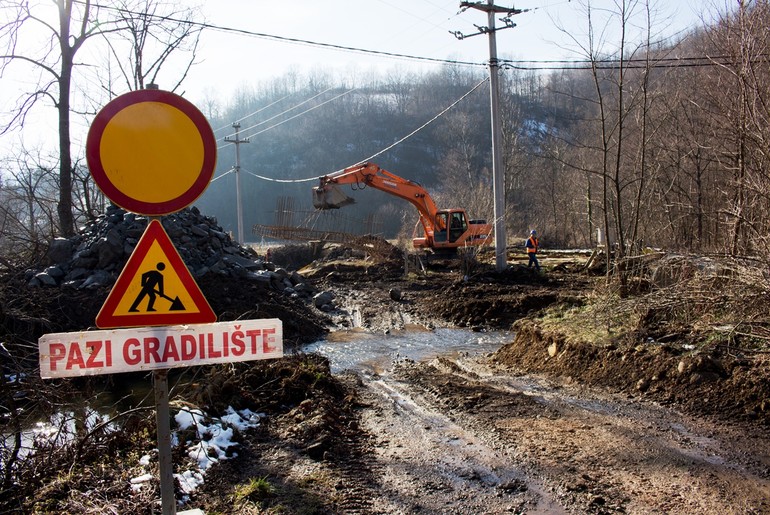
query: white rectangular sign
39 319 283 379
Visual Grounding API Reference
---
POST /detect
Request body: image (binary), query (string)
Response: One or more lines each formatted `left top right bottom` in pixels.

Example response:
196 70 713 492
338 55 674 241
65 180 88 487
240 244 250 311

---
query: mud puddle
303 325 513 374
359 372 566 514
302 328 568 512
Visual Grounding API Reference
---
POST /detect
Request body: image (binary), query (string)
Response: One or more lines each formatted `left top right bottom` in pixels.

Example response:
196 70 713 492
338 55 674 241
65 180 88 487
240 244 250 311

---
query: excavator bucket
313 184 356 209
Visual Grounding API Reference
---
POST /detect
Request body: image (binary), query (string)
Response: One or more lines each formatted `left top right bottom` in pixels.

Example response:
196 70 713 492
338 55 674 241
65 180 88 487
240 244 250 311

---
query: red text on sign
49 340 113 371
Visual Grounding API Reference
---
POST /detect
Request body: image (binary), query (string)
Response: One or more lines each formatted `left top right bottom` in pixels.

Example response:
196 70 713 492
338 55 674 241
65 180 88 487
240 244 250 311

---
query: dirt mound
0 270 327 353
493 319 770 426
184 354 375 514
196 273 328 347
413 266 588 330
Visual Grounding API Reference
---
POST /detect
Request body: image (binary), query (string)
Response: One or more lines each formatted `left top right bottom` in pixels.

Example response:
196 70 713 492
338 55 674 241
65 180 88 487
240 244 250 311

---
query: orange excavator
313 162 493 252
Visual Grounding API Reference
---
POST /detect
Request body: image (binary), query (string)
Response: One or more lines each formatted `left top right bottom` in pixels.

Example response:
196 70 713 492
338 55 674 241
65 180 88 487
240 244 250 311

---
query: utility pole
455 1 525 271
224 123 249 243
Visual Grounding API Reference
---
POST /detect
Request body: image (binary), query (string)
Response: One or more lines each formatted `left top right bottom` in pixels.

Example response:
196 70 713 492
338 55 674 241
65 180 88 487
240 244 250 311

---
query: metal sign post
154 369 176 515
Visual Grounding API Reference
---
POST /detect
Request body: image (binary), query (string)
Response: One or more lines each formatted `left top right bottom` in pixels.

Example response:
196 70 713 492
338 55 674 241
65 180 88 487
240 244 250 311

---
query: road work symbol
128 262 185 312
96 220 216 328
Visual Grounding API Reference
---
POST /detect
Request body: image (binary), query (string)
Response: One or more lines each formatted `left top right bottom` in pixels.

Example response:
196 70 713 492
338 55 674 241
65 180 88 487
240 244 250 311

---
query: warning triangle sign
96 219 216 328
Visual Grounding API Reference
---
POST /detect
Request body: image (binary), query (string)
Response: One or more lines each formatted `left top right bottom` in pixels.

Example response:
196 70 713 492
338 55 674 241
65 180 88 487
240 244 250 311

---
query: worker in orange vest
525 230 540 271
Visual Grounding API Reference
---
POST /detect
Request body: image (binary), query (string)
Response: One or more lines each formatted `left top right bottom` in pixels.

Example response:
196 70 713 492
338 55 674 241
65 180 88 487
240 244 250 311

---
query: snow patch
129 406 264 495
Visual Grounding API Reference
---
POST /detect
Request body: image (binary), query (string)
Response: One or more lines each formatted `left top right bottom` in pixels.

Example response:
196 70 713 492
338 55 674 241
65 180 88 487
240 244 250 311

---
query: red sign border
86 89 217 216
96 220 216 328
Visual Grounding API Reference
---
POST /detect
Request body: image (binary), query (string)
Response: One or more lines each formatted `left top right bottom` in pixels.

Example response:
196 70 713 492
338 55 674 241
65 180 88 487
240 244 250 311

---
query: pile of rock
26 205 331 307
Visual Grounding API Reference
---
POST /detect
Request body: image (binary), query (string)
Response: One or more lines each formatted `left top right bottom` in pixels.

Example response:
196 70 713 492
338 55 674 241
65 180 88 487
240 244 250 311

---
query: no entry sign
86 89 217 216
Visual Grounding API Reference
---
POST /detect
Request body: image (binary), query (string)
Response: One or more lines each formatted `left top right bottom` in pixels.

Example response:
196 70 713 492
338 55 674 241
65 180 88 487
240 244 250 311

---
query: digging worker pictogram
128 262 184 312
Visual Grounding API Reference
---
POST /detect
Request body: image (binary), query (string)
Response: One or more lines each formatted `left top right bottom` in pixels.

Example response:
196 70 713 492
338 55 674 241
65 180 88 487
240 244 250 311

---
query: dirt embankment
494 319 770 426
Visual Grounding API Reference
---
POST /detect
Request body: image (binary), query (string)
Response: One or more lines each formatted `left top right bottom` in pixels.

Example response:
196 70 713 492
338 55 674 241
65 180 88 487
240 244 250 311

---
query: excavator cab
433 210 468 245
434 213 449 243
448 211 468 243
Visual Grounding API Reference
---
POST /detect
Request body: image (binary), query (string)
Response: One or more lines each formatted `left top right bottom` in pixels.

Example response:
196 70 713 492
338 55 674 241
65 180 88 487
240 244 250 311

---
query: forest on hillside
196 1 770 260
2 1 769 262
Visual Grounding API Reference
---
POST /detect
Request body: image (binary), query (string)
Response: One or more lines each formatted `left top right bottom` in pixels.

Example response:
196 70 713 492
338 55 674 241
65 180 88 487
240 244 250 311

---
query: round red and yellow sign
86 89 216 215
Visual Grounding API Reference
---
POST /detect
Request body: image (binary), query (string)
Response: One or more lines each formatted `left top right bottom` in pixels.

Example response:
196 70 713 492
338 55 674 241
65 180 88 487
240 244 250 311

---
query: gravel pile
26 205 322 303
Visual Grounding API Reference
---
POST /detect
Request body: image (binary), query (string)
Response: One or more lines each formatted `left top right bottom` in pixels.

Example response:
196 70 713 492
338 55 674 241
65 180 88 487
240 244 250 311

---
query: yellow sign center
99 102 204 203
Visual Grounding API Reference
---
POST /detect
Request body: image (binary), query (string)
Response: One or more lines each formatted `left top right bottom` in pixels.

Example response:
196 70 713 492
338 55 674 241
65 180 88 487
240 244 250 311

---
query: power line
360 77 488 166
211 168 235 182
217 86 339 145
84 1 486 69
81 1 748 73
216 88 357 150
499 55 767 71
244 168 318 184
234 77 488 185
211 92 294 133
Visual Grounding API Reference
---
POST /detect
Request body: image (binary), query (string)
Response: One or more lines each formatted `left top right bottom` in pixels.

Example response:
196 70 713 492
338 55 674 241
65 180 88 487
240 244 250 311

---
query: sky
0 0 722 162
178 0 716 104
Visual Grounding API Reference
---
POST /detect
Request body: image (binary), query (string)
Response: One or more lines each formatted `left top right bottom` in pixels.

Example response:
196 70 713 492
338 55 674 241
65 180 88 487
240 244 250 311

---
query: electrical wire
226 77 488 184
217 86 341 144
243 168 318 184
498 53 765 70
82 1 747 73
79 0 758 77
83 1 486 69
210 168 235 182
211 92 295 133
358 77 488 166
236 88 356 143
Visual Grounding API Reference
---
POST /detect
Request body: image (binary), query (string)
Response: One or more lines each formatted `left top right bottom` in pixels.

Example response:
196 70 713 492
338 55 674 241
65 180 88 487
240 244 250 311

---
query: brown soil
4 248 770 514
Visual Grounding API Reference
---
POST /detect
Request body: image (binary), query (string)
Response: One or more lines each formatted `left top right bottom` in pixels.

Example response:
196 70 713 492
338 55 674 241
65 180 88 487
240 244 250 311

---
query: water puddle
669 422 726 465
303 326 513 374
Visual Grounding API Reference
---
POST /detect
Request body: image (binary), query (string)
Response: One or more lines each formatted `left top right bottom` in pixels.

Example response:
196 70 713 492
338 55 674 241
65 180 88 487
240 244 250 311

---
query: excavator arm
313 162 443 233
313 162 492 251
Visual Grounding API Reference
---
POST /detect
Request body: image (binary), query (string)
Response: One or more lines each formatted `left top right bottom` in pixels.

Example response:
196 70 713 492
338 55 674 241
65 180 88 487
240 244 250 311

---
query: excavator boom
313 162 492 251
313 162 439 216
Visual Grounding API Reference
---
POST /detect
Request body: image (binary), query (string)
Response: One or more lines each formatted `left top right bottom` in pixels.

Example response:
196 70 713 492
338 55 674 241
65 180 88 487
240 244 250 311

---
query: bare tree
551 0 671 281
703 0 770 256
0 149 59 264
0 0 202 238
0 1 124 236
99 0 202 94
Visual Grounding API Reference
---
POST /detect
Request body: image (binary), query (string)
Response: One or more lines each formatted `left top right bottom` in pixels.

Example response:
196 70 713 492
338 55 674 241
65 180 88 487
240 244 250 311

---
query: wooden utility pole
456 1 525 271
224 123 250 243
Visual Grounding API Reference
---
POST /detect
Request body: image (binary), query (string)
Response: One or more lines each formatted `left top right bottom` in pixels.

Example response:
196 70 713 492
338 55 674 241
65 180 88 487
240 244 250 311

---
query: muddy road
271 256 770 514
312 348 768 514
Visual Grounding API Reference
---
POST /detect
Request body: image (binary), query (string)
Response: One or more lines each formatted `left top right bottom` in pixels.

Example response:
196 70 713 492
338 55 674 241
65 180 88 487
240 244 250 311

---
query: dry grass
538 254 770 352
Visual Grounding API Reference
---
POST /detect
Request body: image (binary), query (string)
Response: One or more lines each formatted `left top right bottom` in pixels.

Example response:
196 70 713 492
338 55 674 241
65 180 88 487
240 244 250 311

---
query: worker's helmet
530 230 537 235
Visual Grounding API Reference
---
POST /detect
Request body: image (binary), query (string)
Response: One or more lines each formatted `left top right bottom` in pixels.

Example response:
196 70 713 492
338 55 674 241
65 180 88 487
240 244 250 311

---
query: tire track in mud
388 355 770 514
327 428 380 514
354 369 566 514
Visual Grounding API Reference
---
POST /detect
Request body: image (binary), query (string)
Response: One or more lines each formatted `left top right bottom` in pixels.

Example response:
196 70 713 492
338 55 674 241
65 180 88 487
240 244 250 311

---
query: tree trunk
56 0 75 237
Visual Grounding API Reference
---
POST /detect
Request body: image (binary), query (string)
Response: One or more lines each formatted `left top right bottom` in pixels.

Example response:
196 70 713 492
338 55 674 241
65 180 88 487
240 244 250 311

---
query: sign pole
151 208 175 514
154 368 176 514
